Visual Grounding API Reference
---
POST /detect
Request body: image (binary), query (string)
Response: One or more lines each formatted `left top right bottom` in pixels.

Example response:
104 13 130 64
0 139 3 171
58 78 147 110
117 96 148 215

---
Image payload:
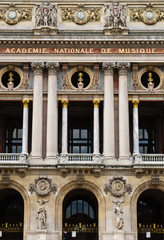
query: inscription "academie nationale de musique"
0 47 164 54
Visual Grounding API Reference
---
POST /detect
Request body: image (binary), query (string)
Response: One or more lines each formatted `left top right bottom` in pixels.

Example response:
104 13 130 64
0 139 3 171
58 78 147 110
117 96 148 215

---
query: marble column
61 100 68 154
118 62 130 162
46 62 59 163
132 100 139 154
93 100 100 154
31 62 44 160
22 99 29 154
102 62 115 163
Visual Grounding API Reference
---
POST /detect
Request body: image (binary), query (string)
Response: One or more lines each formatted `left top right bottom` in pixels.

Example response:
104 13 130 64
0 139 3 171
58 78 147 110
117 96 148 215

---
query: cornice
0 39 164 46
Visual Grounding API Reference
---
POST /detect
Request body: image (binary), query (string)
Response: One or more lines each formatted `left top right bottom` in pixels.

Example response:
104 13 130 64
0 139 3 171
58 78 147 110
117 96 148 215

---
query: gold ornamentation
61 6 100 25
22 100 29 108
130 4 164 25
93 100 100 108
132 100 139 108
0 6 32 25
61 100 68 108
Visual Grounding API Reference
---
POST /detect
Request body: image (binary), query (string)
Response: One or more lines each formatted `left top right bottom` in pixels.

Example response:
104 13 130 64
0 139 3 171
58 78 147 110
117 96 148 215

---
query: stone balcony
0 153 28 167
133 154 164 168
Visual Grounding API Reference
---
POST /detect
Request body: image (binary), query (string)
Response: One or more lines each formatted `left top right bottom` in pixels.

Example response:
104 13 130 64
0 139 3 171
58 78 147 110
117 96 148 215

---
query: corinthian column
31 62 44 161
22 99 29 154
61 100 68 154
102 62 115 164
93 100 100 154
118 62 130 163
132 100 139 154
46 62 59 164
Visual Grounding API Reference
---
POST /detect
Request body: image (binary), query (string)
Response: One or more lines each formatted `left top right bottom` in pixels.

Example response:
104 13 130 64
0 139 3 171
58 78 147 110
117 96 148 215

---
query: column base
114 230 125 240
29 155 43 165
118 156 133 166
104 156 118 166
44 155 58 165
36 230 47 240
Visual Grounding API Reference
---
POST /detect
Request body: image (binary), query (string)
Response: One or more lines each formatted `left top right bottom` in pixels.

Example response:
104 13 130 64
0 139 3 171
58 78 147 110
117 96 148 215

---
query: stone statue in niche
36 200 48 229
104 0 127 28
35 2 57 28
114 201 124 230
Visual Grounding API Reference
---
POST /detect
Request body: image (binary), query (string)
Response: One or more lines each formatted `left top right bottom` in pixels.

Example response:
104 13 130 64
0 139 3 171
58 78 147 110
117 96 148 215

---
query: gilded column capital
132 100 139 108
46 62 59 74
22 99 29 108
93 100 100 108
118 62 130 75
31 62 44 74
102 62 116 74
61 100 68 108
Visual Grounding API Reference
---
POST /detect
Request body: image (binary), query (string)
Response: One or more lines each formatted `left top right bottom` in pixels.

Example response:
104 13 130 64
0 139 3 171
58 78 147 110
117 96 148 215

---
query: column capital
93 100 100 108
31 62 44 74
118 62 130 75
102 62 116 74
132 100 139 108
22 99 29 108
61 100 68 108
46 62 59 74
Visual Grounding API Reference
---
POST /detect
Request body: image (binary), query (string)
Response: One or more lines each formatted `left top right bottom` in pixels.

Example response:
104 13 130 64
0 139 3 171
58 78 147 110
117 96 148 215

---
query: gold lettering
81 49 85 53
107 48 111 53
140 49 145 53
119 49 125 53
59 49 64 54
71 48 75 53
75 49 80 53
90 48 94 53
43 48 46 53
33 49 39 53
11 48 16 53
22 48 27 53
101 48 106 53
54 48 59 53
16 48 21 53
5 48 11 53
152 48 156 53
64 48 68 53
125 49 130 53
131 48 136 53
28 48 32 53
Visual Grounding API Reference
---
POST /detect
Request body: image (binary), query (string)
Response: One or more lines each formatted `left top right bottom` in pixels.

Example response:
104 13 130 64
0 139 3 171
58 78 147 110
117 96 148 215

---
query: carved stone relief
0 5 32 25
104 0 128 35
104 176 132 198
36 200 48 230
34 2 57 35
29 176 57 196
61 5 101 25
114 201 124 230
130 4 164 25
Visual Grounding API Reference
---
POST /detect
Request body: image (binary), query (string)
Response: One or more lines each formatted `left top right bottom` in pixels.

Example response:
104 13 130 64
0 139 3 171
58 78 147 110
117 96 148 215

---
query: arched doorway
0 188 24 240
63 189 98 240
137 189 164 240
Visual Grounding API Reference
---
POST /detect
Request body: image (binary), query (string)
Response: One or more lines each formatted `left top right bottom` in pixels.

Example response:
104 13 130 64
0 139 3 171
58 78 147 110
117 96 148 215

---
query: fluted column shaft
31 62 44 159
46 62 59 160
22 100 29 154
118 63 130 159
62 100 68 154
102 62 115 160
93 100 100 154
132 100 139 154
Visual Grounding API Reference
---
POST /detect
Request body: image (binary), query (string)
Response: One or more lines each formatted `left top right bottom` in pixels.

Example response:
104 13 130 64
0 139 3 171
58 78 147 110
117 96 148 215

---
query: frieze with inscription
0 47 163 55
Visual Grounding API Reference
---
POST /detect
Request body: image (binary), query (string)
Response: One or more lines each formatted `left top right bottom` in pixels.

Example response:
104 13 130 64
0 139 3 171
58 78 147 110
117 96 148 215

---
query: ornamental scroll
61 6 101 25
0 5 32 25
130 4 164 25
